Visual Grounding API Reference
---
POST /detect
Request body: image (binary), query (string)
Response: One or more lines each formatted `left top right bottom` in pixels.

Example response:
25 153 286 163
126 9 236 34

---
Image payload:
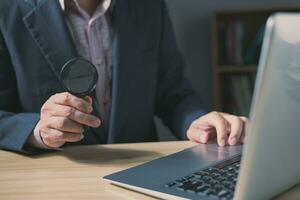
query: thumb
187 126 215 144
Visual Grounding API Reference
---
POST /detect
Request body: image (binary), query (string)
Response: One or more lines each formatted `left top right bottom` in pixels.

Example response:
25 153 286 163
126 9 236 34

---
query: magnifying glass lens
60 58 98 97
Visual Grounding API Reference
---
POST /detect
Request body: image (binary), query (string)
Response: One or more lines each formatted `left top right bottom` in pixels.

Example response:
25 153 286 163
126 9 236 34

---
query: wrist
28 121 52 149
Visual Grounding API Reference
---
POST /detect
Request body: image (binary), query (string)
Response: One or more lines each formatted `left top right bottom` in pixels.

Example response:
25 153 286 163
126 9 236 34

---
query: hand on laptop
187 112 248 146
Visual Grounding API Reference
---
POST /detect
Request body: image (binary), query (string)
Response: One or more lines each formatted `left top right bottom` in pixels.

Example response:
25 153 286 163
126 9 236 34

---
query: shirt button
96 59 102 65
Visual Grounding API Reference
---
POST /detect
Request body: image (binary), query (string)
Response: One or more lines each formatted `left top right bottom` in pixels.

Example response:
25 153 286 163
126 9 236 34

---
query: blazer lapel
22 0 78 81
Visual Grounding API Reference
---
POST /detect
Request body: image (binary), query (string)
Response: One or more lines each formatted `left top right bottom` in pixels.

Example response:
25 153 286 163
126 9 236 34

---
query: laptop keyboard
164 156 241 200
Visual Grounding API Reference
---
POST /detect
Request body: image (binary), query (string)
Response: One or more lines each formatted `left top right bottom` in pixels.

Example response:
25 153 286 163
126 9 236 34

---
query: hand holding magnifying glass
35 58 101 148
60 57 102 128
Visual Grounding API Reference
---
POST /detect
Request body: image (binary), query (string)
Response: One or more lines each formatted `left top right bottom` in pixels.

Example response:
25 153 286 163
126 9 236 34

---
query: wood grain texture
0 141 299 200
0 141 195 200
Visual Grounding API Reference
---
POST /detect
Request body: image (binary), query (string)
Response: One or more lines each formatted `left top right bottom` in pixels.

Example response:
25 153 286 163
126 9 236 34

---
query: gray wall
157 0 300 141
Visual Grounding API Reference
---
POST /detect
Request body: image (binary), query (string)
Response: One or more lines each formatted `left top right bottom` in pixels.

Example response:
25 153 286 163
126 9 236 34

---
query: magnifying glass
60 58 98 98
60 58 99 131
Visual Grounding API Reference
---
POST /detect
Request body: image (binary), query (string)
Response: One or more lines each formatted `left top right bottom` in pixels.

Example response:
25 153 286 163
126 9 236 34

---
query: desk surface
0 141 300 200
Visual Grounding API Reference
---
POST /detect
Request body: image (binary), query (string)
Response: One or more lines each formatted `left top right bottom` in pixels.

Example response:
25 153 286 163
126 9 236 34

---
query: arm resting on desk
0 30 43 154
154 1 207 140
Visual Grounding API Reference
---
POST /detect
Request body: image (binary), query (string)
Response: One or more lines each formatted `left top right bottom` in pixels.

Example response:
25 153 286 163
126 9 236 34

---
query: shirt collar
59 0 65 10
59 0 112 12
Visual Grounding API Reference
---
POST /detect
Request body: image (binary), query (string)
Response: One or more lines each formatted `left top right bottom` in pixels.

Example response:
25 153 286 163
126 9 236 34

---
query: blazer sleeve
155 2 208 140
0 30 40 153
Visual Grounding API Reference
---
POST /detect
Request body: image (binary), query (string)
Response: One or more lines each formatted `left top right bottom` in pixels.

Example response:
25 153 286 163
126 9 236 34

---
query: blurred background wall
157 0 300 141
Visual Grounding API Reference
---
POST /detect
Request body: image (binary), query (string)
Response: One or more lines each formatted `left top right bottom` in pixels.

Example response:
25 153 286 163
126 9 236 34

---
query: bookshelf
212 6 300 116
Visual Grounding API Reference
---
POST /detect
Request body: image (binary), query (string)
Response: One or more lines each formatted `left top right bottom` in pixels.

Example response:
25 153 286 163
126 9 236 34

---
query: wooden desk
0 141 300 200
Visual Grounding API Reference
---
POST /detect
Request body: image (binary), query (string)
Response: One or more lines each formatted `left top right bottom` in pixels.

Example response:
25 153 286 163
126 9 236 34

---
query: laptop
103 13 300 200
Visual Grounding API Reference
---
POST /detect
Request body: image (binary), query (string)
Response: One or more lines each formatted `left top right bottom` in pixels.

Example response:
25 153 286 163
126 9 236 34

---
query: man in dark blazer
0 0 247 154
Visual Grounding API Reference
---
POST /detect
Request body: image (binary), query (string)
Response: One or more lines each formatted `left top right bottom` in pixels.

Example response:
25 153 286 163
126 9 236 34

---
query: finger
187 126 215 144
40 129 65 148
200 130 217 143
240 117 249 143
187 125 216 144
187 120 211 143
223 115 243 146
45 105 101 128
47 116 84 133
240 117 249 129
51 92 93 114
208 112 230 147
41 128 84 145
84 96 93 104
61 132 84 142
69 108 101 128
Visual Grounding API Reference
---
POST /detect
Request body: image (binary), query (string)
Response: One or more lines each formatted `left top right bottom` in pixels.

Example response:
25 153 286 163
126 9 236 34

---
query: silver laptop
103 13 300 200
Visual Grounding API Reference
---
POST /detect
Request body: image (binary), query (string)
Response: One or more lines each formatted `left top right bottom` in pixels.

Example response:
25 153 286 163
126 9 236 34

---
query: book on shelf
213 7 300 115
243 24 265 65
218 19 265 66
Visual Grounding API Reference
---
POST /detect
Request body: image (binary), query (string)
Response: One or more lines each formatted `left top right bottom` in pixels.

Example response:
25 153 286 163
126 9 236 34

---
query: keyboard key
196 185 209 193
206 189 218 196
202 176 212 181
217 176 226 182
193 175 202 179
186 183 205 194
228 167 234 171
182 181 199 190
184 175 195 180
214 184 225 191
222 181 232 187
209 180 219 186
175 178 186 183
225 193 234 199
211 173 220 178
194 171 209 176
218 189 230 197
205 167 217 173
165 182 176 188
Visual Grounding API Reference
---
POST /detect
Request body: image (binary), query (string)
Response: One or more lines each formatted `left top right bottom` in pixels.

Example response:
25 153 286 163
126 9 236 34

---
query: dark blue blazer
0 0 206 153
